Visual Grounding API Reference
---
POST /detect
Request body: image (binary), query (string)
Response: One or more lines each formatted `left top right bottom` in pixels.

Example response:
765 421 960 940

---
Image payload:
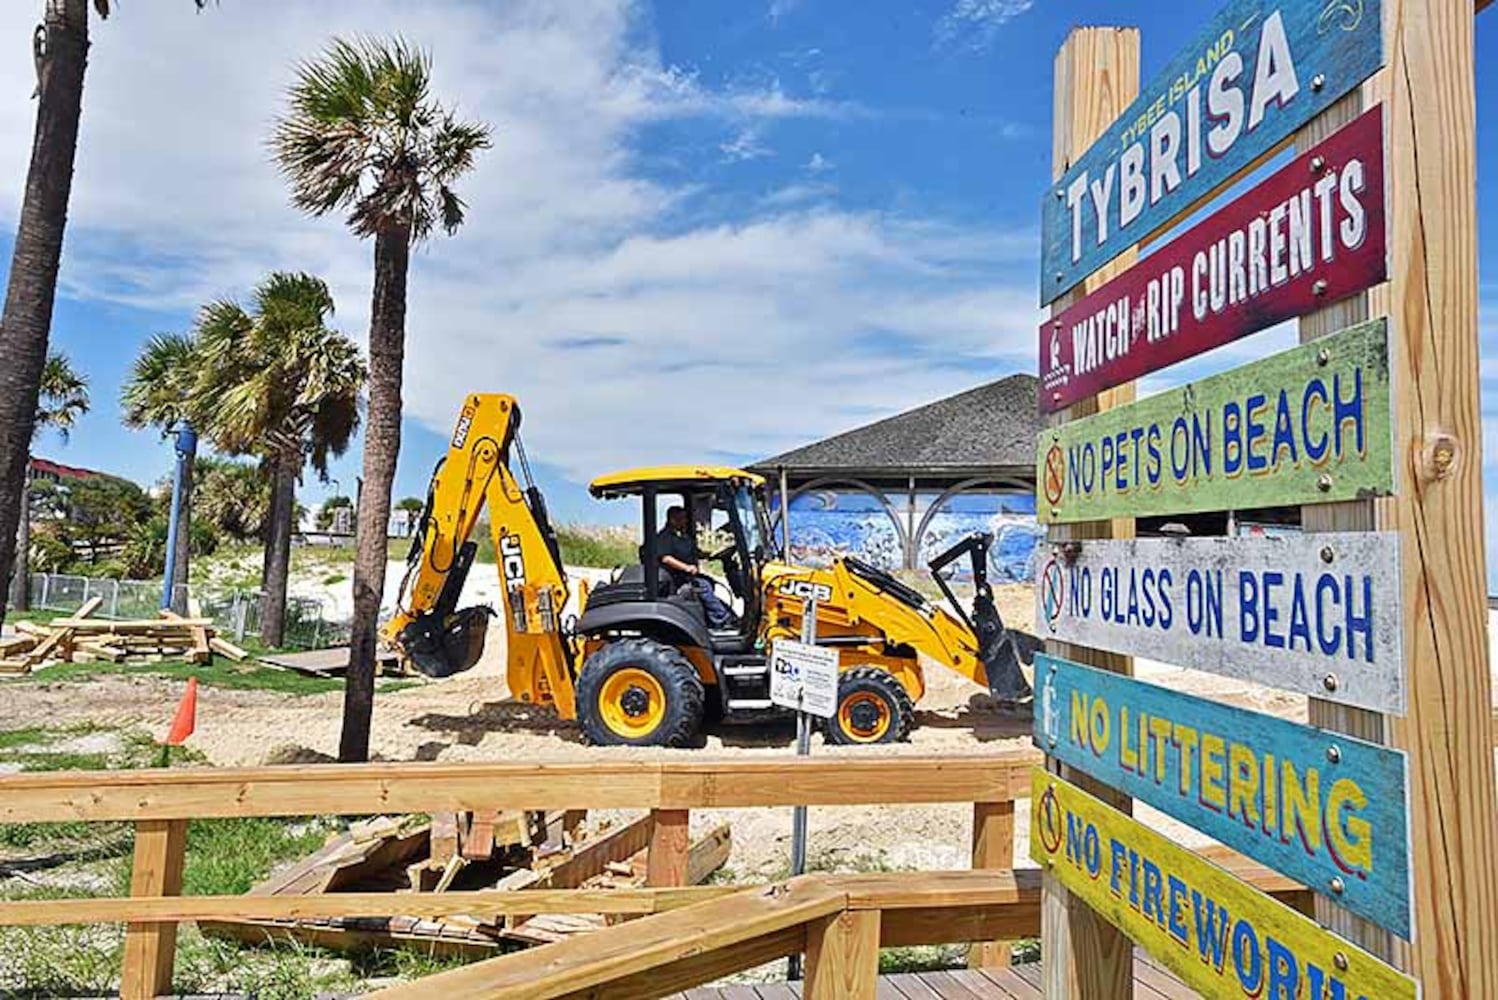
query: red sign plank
1039 105 1387 414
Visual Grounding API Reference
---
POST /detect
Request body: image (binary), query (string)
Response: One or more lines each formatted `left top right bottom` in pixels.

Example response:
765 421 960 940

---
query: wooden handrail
0 752 1039 823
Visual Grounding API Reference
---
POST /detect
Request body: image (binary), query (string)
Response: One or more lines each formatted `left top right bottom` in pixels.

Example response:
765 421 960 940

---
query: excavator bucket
972 589 1036 706
401 606 494 678
927 531 1037 710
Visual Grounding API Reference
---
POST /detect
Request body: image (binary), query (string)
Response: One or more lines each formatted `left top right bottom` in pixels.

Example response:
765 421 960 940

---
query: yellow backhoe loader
382 393 1038 747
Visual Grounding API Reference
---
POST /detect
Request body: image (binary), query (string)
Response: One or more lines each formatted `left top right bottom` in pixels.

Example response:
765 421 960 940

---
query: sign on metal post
781 598 826 980
1037 532 1405 713
1040 106 1387 413
1038 318 1395 525
1039 0 1385 302
770 639 839 719
1031 769 1417 999
1035 653 1412 938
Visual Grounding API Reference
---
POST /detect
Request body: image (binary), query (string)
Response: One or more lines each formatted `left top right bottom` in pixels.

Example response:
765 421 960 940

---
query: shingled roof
751 373 1042 478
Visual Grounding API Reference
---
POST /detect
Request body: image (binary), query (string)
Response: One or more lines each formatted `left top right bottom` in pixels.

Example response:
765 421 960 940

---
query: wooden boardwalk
670 954 1194 998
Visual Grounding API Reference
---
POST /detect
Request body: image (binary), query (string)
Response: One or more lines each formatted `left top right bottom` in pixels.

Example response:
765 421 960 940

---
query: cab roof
588 464 766 498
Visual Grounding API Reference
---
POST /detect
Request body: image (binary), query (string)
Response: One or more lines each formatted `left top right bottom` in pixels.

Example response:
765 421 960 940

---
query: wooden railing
0 753 1041 999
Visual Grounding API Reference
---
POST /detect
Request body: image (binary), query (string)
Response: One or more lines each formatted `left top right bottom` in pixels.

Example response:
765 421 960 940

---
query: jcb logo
451 406 476 448
500 534 526 587
778 580 832 602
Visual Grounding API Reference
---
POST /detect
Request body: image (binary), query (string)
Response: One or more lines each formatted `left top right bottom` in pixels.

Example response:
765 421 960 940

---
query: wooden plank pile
200 809 732 955
0 603 247 676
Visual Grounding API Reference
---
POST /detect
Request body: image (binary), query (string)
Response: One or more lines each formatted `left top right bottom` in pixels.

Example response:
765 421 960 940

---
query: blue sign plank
1040 0 1384 303
1035 653 1412 939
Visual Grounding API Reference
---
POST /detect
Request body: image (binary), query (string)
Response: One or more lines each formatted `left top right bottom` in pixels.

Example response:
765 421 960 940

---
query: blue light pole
161 420 198 611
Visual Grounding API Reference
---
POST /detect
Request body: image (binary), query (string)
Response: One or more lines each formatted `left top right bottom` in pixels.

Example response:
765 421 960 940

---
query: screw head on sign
1048 734 1057 748
1317 474 1334 492
1326 745 1342 764
1323 673 1340 693
1317 347 1331 366
1312 74 1327 92
1313 279 1329 296
1055 272 1064 283
1056 189 1065 200
1334 952 1349 972
1310 155 1326 172
1320 546 1335 564
1329 876 1346 895
1053 390 1062 402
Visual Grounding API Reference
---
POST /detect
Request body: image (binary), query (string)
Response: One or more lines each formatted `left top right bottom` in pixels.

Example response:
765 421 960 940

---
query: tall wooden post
1380 1 1498 991
1041 26 1140 1000
1300 0 1497 991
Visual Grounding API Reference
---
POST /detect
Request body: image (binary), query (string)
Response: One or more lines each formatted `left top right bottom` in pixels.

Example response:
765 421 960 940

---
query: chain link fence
26 573 350 651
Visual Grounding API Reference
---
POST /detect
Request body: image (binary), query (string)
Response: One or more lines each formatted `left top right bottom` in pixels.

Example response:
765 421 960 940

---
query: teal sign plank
1035 653 1412 939
1040 0 1384 303
1037 318 1394 525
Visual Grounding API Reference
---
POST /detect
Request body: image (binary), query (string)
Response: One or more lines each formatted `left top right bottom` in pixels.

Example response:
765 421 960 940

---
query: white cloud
934 0 1035 50
0 0 1037 488
805 152 833 173
768 0 804 25
720 126 772 163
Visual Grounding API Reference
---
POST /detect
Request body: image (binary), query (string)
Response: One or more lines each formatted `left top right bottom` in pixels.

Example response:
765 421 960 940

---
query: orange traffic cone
164 677 198 746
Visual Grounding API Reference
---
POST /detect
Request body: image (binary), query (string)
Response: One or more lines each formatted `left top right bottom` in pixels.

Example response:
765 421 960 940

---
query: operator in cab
658 505 736 629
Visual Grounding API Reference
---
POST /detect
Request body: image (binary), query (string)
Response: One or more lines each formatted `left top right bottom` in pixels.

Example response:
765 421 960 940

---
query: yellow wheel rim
598 668 667 740
838 691 892 743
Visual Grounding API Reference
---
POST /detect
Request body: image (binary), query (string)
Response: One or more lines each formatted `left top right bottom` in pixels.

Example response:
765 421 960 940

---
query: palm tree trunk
340 223 410 763
0 0 90 630
170 460 194 615
8 475 30 613
259 450 297 647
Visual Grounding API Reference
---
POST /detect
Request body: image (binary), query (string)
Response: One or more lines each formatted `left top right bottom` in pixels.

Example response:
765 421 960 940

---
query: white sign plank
770 639 839 719
1035 533 1404 714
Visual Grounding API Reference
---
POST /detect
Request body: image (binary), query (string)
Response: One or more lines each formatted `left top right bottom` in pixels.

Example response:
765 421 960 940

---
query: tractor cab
579 466 775 655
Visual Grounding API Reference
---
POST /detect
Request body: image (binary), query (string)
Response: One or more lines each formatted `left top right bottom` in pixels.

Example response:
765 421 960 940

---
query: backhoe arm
382 394 577 718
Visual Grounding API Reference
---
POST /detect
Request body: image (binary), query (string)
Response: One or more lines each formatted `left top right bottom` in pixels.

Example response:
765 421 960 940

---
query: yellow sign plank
1029 768 1416 1000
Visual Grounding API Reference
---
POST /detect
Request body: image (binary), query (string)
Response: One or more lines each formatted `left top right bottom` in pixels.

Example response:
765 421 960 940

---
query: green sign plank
1037 318 1394 525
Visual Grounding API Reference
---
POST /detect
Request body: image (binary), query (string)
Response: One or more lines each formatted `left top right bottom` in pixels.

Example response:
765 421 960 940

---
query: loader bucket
401 606 494 678
972 590 1035 707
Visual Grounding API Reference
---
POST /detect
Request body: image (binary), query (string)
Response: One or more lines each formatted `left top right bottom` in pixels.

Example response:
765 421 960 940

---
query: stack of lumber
0 603 246 676
199 809 733 956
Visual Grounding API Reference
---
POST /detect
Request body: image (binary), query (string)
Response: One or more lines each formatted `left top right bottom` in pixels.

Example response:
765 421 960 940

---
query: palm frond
35 352 90 444
272 34 490 244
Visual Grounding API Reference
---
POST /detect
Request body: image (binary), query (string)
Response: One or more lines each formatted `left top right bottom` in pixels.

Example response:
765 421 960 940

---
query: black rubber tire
576 638 705 748
822 666 916 745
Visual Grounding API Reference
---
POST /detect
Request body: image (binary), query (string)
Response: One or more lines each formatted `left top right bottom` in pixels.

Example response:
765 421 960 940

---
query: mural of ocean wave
778 489 1041 581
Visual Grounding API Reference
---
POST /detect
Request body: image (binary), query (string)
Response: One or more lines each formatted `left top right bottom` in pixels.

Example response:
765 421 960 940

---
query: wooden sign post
1036 3 1498 997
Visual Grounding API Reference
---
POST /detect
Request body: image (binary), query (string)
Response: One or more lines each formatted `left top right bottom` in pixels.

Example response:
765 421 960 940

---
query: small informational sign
1030 769 1417 1000
1040 106 1387 413
1037 318 1394 525
1035 653 1412 938
1040 0 1385 302
770 639 839 719
1036 532 1405 713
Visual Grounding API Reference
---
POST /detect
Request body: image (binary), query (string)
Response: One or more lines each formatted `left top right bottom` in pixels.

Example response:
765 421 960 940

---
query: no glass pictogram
1040 558 1064 631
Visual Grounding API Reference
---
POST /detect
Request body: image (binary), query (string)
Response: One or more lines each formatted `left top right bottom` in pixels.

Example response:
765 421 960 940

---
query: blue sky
0 2 1495 559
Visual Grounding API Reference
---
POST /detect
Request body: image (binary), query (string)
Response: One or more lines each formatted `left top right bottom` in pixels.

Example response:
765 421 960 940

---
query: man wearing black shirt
657 505 736 628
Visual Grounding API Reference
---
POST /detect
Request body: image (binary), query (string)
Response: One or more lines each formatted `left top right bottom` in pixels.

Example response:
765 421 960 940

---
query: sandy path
0 583 1319 880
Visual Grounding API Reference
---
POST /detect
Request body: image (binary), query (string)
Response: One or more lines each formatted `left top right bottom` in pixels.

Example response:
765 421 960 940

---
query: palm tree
0 0 209 629
193 457 270 543
194 272 366 647
9 352 89 613
122 333 202 611
273 37 489 762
